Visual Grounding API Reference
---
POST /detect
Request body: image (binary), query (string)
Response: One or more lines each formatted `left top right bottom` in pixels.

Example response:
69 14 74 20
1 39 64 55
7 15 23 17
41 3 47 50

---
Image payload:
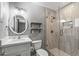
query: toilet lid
36 49 48 56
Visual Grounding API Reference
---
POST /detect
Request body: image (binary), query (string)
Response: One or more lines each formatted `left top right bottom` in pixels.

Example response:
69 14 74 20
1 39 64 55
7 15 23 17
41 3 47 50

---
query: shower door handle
60 29 63 36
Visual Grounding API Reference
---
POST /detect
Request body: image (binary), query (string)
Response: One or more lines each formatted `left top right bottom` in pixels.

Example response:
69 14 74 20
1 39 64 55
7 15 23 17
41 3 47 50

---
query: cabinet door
4 43 31 56
5 44 26 54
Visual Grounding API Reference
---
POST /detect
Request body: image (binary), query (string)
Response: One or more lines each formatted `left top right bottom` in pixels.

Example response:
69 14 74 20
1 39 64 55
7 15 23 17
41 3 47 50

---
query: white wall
8 2 46 48
0 2 9 40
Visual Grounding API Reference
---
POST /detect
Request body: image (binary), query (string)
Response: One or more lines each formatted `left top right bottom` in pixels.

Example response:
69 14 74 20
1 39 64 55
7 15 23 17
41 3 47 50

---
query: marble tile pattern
59 3 79 56
46 3 79 56
45 8 59 50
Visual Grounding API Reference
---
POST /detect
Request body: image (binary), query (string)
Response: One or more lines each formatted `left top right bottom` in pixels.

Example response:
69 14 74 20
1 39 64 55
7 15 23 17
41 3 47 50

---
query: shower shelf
31 22 42 27
30 22 42 33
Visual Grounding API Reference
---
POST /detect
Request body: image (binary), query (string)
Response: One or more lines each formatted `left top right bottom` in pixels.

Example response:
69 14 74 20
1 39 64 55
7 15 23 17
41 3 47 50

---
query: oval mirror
9 14 28 34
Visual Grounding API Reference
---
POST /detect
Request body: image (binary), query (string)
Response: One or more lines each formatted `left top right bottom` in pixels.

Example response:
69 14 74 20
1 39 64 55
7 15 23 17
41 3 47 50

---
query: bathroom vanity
0 6 32 56
0 37 32 56
0 6 33 56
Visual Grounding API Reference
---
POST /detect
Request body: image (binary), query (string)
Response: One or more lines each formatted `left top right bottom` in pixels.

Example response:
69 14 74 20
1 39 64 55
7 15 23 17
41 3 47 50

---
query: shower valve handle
60 29 63 36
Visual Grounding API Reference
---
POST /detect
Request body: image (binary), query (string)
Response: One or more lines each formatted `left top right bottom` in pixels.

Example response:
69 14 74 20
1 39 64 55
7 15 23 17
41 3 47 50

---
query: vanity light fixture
14 7 27 16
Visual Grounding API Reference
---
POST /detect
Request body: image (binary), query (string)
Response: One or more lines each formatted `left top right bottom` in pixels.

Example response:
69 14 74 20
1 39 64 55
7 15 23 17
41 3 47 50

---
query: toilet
32 40 48 56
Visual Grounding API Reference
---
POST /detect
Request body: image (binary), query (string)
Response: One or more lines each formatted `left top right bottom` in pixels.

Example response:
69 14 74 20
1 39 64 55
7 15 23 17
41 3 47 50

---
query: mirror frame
9 14 28 35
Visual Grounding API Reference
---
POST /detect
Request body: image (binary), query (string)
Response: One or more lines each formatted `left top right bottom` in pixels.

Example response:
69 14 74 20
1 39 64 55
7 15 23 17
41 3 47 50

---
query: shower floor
49 48 70 56
72 50 79 56
49 48 79 56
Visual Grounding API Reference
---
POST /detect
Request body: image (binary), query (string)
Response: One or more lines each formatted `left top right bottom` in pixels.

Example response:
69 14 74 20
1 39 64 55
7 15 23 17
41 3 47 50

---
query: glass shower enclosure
59 2 79 56
45 2 79 56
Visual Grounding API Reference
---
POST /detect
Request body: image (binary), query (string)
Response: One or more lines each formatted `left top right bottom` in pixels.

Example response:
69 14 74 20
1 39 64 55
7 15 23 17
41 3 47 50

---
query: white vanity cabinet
1 43 31 56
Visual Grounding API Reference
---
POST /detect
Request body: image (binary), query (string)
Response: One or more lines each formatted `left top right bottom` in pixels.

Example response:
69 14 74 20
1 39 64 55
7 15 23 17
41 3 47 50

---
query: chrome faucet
18 35 21 39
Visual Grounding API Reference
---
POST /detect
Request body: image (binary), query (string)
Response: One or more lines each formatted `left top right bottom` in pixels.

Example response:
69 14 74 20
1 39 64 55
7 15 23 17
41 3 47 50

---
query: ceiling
9 2 70 11
33 2 70 11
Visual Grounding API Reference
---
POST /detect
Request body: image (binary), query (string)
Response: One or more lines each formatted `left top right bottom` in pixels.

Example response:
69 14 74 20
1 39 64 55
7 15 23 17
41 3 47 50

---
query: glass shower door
59 2 79 56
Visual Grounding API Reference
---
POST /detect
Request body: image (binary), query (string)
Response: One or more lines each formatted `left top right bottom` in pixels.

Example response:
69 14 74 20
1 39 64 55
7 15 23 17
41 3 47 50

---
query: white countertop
0 37 32 47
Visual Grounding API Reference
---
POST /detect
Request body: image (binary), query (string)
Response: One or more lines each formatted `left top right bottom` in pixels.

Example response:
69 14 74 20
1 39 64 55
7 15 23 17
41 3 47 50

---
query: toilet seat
36 49 48 56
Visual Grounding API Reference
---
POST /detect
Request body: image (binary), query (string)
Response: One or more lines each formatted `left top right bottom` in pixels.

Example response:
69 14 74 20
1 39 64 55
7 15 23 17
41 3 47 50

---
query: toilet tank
32 40 42 50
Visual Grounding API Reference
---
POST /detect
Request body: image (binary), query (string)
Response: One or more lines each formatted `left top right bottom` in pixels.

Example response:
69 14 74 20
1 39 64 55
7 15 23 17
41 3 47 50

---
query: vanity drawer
4 44 29 54
5 50 30 56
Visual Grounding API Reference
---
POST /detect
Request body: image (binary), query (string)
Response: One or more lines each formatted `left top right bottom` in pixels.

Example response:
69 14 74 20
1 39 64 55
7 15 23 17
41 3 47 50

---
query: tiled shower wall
59 3 79 55
45 8 59 50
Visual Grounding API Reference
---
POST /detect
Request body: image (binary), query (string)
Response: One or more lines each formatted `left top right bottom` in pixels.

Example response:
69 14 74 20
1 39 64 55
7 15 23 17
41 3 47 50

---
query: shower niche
62 21 73 28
